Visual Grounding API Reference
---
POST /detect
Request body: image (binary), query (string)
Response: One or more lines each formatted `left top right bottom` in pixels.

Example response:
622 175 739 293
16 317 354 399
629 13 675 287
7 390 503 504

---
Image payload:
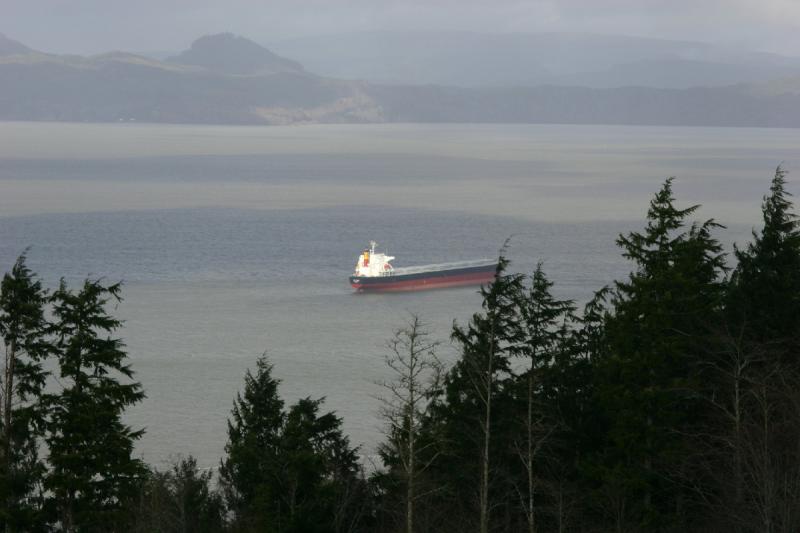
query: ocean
1 121 797 469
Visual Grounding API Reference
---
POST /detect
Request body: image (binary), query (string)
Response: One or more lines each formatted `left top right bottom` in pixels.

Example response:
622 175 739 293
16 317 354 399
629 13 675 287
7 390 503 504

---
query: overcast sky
5 0 800 56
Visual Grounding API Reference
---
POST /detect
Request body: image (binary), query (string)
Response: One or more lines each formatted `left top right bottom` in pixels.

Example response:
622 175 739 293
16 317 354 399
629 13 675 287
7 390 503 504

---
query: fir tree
220 355 369 533
729 166 800 347
168 457 225 533
445 255 525 533
0 255 51 532
708 166 800 531
595 179 726 529
129 456 225 533
45 279 146 532
219 355 285 530
576 287 610 364
511 263 575 533
278 397 363 533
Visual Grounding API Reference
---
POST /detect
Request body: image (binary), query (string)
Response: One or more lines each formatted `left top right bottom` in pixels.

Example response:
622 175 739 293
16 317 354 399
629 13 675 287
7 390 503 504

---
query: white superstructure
353 241 396 277
352 241 497 279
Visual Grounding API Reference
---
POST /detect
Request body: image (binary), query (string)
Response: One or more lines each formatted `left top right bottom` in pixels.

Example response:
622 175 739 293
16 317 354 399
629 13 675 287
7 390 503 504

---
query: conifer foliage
512 264 576 533
447 256 524 533
729 165 800 344
220 354 369 533
4 166 800 533
709 166 800 531
219 356 285 528
0 254 50 531
45 279 146 532
129 456 225 533
592 178 726 529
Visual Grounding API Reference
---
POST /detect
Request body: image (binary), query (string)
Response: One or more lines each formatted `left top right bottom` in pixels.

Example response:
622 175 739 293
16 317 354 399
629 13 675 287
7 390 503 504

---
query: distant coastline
2 32 800 128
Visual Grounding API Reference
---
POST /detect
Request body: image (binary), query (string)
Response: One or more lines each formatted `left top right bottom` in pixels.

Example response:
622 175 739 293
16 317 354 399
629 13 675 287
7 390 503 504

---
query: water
1 122 797 469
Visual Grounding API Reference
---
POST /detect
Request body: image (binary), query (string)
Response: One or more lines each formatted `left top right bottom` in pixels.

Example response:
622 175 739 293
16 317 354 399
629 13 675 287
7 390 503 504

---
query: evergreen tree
220 355 369 533
705 166 800 531
278 397 364 533
561 287 611 528
167 457 225 533
593 179 726 529
576 287 610 364
729 166 800 347
219 355 285 531
0 255 50 532
441 255 525 533
45 279 146 532
129 456 225 533
511 263 575 533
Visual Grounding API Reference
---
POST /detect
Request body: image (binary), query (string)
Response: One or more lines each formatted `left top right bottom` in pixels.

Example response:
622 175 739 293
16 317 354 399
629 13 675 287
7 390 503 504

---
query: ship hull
350 263 497 292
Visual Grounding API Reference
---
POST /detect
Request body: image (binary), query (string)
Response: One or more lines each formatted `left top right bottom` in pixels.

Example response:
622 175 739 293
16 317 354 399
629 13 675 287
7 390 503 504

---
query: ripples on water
0 122 796 468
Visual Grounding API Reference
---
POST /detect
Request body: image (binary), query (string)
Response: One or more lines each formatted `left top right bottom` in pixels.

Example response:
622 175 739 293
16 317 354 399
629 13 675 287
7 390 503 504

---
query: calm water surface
0 122 797 468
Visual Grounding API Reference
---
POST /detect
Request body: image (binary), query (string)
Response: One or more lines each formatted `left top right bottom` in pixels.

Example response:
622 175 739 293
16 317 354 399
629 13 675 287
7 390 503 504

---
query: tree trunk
480 322 495 533
480 380 491 533
527 370 535 533
733 357 743 526
3 338 15 533
407 387 415 533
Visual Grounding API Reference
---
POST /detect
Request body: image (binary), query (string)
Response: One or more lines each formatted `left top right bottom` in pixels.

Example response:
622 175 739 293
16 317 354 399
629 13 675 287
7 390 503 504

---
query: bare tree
699 321 766 530
699 323 800 533
377 314 444 533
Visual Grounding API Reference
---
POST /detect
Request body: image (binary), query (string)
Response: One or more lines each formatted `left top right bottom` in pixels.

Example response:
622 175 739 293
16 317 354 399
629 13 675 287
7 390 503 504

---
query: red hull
351 271 495 292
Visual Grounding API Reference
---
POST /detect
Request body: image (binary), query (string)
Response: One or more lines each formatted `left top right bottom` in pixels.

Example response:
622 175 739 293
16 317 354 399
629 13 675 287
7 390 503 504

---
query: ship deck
389 259 497 277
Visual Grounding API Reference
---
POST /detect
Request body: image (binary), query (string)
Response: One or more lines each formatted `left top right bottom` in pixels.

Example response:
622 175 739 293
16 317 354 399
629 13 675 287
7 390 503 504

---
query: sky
4 0 800 56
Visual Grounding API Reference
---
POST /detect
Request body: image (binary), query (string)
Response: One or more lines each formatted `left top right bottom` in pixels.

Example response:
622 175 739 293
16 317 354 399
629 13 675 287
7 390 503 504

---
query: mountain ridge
167 33 304 75
1 31 799 127
271 30 800 89
0 32 33 55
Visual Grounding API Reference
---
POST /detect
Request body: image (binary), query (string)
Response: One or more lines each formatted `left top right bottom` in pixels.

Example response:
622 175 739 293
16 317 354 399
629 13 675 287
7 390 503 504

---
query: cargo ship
349 241 498 292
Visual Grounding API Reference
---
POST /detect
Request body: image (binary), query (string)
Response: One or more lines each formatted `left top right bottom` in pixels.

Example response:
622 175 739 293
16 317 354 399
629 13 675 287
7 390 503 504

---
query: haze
7 0 800 57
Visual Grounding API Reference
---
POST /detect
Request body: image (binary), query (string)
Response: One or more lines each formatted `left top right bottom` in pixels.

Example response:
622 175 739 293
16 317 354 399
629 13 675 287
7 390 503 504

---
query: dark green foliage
0 254 50 531
5 167 800 533
279 398 366 533
128 456 225 533
379 179 733 532
511 264 578 533
514 263 576 369
416 257 525 531
219 356 284 528
701 166 800 532
220 355 370 533
591 178 727 529
45 279 146 532
729 166 800 347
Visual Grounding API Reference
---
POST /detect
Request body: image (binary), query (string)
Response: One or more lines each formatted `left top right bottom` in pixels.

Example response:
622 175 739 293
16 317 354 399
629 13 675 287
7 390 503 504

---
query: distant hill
167 33 303 75
0 32 32 55
364 82 800 128
0 33 380 124
551 59 800 90
271 31 800 89
737 75 800 101
1 32 800 127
